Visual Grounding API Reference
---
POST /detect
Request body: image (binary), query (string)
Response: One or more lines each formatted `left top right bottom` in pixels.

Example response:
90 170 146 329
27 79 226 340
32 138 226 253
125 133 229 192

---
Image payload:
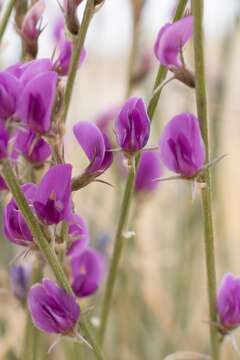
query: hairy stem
192 1 220 359
62 0 95 124
98 0 188 346
0 0 16 44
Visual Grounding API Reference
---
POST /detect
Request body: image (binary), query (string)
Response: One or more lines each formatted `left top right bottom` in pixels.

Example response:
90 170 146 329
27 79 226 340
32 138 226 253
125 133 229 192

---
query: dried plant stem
62 0 95 124
0 0 16 44
192 1 220 359
98 0 188 346
2 160 104 360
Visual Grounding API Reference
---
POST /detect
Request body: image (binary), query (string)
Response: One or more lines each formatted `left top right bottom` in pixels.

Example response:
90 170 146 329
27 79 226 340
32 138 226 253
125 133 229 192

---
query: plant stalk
192 1 220 359
62 0 95 124
98 0 188 346
0 0 16 44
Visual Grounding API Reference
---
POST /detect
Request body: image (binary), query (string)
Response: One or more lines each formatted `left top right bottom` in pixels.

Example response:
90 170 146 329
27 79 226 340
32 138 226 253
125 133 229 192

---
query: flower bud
10 265 32 302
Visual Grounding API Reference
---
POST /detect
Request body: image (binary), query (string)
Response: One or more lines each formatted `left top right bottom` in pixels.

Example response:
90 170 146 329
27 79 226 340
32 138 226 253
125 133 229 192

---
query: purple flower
159 113 205 178
28 278 80 334
67 214 89 254
13 129 51 164
16 71 57 134
54 30 86 76
69 247 105 298
217 273 240 331
10 265 32 302
0 176 7 191
0 121 9 160
154 16 193 68
115 97 150 154
0 71 22 120
73 121 113 174
135 150 162 193
33 164 72 225
21 0 45 56
3 183 37 246
95 106 120 135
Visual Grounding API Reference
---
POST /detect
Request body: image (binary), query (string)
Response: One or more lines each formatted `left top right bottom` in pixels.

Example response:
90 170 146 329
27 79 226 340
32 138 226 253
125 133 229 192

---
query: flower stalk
192 1 220 359
98 0 188 346
0 0 17 44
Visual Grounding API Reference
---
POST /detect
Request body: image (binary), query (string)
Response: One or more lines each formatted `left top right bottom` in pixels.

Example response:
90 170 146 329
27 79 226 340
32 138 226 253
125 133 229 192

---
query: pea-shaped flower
115 97 150 155
0 72 22 120
135 150 162 193
67 214 89 253
28 278 80 334
33 164 72 225
10 265 32 302
3 183 37 246
69 246 105 298
160 113 205 178
217 273 240 332
16 71 57 134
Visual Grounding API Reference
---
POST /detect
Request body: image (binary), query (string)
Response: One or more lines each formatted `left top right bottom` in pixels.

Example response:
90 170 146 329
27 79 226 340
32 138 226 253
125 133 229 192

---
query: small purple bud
28 278 80 334
21 0 45 57
0 71 23 120
67 214 89 254
0 121 9 160
159 113 205 178
154 16 193 68
3 183 37 246
70 247 105 298
13 129 51 164
135 150 162 193
115 97 150 155
10 265 32 302
16 71 57 134
217 273 240 332
33 164 72 225
54 30 86 76
73 121 113 174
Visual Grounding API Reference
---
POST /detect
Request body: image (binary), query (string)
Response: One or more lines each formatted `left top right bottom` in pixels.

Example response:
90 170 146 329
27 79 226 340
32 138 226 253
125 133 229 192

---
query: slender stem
0 0 16 44
147 0 188 120
98 0 188 346
1 160 103 360
192 1 219 359
62 0 95 124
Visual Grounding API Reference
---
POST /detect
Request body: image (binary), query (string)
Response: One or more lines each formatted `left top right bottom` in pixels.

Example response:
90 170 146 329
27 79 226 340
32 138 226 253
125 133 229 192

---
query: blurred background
1 0 240 359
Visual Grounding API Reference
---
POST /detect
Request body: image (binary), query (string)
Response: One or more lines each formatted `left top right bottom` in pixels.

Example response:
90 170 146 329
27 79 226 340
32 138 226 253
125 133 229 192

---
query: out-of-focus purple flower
69 247 105 298
95 106 120 135
16 71 57 134
154 16 193 68
159 113 205 178
54 30 86 76
13 129 51 164
217 273 240 332
115 97 150 155
73 121 113 175
135 150 162 193
67 214 89 254
21 0 45 57
0 176 7 191
28 278 80 334
52 16 65 42
0 72 22 120
3 183 37 246
33 164 72 225
10 265 32 302
0 121 9 160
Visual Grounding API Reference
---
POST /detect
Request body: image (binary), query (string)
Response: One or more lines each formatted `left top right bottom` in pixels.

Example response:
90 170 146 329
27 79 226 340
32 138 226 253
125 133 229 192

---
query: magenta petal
16 71 57 134
73 121 105 173
0 71 23 120
154 16 193 68
33 164 72 225
67 214 89 252
20 59 53 85
0 121 9 159
160 113 205 177
135 150 162 192
28 278 80 334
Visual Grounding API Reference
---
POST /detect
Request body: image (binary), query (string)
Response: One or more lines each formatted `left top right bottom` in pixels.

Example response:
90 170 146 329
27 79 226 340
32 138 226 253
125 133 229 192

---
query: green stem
0 0 16 44
192 1 219 359
2 160 104 360
98 0 188 346
62 0 95 124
